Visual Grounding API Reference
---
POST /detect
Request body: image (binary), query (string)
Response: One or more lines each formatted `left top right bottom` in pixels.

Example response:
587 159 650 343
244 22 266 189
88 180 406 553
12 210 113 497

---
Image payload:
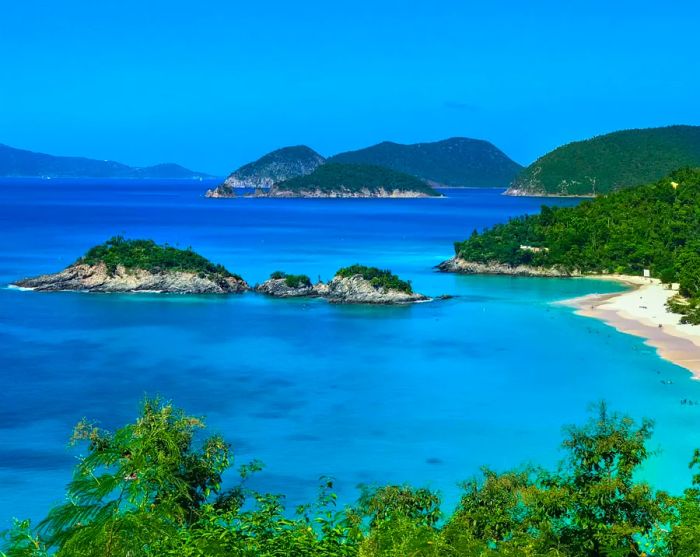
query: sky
1 0 699 175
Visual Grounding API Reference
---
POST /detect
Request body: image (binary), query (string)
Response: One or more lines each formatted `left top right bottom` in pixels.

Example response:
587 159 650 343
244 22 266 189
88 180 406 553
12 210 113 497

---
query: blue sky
1 1 698 175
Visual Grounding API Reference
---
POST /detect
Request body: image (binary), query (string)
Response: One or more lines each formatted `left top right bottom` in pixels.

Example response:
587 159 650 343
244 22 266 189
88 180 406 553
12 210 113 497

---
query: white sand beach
561 276 700 378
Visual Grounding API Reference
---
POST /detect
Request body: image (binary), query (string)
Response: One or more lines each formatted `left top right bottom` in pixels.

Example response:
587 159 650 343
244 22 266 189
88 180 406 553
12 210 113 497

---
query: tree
35 398 232 556
539 403 664 556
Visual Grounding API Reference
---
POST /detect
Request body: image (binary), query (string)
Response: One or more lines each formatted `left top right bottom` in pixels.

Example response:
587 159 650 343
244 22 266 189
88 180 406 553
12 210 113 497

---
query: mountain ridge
0 143 209 179
328 137 522 187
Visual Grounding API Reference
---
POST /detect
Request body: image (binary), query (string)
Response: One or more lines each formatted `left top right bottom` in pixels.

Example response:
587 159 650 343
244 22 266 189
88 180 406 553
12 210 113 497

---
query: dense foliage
275 163 441 196
336 264 413 293
79 236 239 280
510 126 700 195
269 271 312 288
328 137 522 188
4 399 700 556
456 168 700 322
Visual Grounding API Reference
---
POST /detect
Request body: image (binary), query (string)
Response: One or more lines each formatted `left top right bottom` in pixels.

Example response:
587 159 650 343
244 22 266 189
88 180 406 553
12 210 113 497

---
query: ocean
1 178 699 524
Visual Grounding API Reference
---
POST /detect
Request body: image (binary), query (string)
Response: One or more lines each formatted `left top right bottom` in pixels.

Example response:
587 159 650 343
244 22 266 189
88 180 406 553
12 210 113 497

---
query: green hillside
271 163 441 197
455 168 700 322
508 125 700 196
329 137 522 187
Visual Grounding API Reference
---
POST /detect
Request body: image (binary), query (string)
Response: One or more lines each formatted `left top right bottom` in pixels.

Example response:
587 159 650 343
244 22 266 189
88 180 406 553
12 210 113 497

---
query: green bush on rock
336 265 413 294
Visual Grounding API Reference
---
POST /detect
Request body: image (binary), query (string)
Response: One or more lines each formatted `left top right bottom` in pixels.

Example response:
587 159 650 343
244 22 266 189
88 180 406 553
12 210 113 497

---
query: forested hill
0 143 209 179
507 125 700 196
328 137 522 187
455 168 700 319
214 145 326 192
267 163 441 197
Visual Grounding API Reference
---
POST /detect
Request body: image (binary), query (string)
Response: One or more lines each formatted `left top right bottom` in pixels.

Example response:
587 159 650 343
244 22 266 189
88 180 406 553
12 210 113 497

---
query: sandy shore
559 276 700 378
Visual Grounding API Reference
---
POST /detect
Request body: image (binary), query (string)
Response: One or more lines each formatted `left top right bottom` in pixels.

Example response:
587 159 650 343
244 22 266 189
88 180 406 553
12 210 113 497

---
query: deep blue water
1 178 699 524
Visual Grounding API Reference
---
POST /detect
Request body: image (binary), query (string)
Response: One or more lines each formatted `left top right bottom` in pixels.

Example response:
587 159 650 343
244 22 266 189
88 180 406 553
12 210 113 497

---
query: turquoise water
1 179 699 524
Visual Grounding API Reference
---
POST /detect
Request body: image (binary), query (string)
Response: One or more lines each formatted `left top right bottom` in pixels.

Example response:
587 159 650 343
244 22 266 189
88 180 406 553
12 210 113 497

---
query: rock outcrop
255 273 429 304
324 275 428 304
13 262 249 294
437 257 580 277
255 277 320 298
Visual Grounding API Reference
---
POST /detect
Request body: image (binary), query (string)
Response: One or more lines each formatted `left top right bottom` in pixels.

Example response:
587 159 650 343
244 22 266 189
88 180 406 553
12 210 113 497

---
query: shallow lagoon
1 180 699 523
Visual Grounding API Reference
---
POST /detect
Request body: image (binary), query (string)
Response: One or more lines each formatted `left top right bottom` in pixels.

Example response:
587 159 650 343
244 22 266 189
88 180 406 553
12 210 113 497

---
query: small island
256 265 428 304
13 237 249 294
255 271 318 297
255 163 442 198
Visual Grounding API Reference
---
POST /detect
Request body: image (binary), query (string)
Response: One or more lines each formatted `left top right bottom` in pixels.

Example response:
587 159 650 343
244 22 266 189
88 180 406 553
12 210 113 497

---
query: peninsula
441 167 700 372
13 237 249 294
256 265 428 304
257 163 441 198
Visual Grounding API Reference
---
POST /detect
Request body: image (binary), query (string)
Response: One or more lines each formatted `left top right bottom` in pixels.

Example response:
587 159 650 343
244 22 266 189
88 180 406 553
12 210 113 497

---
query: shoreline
559 276 700 378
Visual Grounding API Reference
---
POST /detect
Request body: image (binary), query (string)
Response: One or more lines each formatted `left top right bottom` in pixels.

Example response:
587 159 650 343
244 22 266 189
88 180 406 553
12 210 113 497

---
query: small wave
6 284 35 291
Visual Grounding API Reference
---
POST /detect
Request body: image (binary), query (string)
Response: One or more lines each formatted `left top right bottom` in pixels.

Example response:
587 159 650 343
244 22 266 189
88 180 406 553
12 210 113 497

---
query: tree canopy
79 236 239 280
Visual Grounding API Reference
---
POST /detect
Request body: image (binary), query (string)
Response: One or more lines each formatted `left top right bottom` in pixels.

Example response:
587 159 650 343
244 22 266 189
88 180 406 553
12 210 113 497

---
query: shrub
335 264 412 293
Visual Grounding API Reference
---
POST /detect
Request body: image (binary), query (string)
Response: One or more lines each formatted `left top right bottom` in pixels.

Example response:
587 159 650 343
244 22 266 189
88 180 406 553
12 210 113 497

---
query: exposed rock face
437 257 580 277
255 278 320 298
13 263 249 294
206 146 326 197
325 275 428 304
256 275 428 304
259 187 435 198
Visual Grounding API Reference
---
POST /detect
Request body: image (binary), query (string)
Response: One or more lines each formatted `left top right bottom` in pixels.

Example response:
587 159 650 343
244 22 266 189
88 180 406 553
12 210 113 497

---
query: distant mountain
207 145 325 197
328 138 522 187
507 125 700 196
260 163 441 198
0 143 209 179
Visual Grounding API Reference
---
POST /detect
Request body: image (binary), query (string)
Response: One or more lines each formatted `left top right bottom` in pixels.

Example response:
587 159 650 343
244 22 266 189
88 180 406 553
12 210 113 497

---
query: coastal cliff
437 257 579 277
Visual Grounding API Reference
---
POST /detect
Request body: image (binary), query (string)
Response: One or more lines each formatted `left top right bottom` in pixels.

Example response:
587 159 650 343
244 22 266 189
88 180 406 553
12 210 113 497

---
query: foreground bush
3 400 699 556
